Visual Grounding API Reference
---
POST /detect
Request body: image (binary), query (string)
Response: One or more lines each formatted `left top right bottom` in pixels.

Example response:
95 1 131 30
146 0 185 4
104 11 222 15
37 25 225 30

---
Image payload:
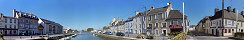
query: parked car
116 32 125 36
104 32 113 35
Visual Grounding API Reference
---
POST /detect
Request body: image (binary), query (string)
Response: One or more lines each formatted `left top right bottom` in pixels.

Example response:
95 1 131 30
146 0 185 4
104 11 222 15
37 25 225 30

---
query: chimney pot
227 6 232 12
150 6 154 10
233 8 236 13
215 8 219 13
241 11 244 15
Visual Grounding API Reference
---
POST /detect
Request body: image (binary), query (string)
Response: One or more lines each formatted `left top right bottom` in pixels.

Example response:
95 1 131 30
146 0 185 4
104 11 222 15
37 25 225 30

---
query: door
163 30 166 36
216 29 219 36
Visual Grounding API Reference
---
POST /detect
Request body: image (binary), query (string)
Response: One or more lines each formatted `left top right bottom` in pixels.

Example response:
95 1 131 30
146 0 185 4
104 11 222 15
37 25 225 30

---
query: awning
169 25 183 29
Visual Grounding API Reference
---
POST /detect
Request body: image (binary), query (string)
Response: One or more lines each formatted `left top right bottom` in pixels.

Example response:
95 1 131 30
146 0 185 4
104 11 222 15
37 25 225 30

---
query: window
242 29 244 32
239 29 241 32
14 20 16 23
25 20 28 23
162 13 164 19
232 21 234 26
216 21 218 26
241 22 243 27
173 21 177 25
148 15 152 21
9 31 12 34
211 22 212 26
14 31 16 33
149 24 152 27
212 29 214 34
219 20 221 26
162 23 166 28
14 25 16 29
9 25 11 28
224 29 227 33
232 29 234 32
228 29 231 33
155 23 158 28
10 19 12 23
225 20 227 26
5 25 7 28
155 15 157 19
144 17 146 21
4 31 7 34
5 19 7 23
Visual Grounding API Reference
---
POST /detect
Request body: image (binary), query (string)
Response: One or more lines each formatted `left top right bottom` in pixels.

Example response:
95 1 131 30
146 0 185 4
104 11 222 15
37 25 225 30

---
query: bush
136 33 146 39
146 36 154 39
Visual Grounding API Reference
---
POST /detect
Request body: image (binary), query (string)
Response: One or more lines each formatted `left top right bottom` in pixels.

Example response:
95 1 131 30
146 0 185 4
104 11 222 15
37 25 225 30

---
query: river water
69 32 103 40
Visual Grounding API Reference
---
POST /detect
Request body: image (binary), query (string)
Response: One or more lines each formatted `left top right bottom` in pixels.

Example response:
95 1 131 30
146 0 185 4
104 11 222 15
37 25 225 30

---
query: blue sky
0 0 243 30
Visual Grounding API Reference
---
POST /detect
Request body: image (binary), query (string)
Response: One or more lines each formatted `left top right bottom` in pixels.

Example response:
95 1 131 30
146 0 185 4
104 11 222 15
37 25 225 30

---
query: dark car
116 32 125 36
104 32 113 35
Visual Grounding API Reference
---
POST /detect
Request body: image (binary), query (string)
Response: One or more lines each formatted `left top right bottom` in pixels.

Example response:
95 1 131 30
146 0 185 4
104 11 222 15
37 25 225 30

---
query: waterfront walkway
3 33 75 40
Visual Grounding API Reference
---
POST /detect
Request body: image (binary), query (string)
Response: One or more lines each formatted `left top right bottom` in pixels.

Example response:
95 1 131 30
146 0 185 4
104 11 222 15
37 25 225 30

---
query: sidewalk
154 36 168 40
3 34 65 40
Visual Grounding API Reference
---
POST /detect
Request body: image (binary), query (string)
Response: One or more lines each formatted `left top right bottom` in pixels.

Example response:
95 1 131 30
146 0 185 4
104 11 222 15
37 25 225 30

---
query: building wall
124 21 132 34
208 18 238 36
0 14 4 35
3 17 18 35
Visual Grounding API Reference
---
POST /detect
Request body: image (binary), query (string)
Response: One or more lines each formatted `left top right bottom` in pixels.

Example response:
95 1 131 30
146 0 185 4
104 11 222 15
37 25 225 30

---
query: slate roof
167 10 187 19
148 6 169 14
14 10 38 20
210 9 244 21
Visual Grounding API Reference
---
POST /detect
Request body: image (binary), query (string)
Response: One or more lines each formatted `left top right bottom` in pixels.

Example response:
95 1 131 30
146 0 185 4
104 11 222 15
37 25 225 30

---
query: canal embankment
29 33 79 40
95 33 148 40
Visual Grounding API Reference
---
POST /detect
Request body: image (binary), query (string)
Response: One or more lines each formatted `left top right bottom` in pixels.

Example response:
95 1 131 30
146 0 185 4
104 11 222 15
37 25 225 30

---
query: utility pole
182 1 185 33
222 0 224 10
236 10 238 33
221 0 225 36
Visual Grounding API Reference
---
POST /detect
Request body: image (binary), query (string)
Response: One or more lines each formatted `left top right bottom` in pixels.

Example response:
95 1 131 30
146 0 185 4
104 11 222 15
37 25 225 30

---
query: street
186 31 235 40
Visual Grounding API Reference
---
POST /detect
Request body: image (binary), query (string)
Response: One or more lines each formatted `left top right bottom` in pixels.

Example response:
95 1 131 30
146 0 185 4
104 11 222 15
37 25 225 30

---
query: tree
86 28 94 32
103 26 109 30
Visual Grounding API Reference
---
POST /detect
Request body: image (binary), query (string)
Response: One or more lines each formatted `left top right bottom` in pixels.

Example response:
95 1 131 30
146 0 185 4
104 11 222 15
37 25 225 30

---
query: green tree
87 28 94 32
103 26 109 30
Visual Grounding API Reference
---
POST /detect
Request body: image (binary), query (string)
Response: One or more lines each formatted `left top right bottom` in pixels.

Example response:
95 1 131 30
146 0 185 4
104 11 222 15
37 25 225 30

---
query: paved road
187 36 234 40
187 31 235 40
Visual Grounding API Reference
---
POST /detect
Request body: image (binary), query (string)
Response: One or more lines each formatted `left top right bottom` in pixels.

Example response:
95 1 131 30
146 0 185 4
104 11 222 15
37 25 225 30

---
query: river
69 32 103 40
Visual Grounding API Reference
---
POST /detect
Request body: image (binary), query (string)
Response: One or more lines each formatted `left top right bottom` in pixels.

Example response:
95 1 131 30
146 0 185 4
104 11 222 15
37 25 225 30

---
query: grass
0 36 3 40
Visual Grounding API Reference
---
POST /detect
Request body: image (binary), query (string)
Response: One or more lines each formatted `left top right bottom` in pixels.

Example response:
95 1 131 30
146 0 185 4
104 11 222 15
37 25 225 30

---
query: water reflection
70 32 103 40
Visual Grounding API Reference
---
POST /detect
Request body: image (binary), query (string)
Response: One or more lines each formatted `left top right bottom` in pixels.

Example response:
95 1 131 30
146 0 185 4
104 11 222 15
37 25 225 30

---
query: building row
0 9 63 36
104 2 189 36
195 6 244 36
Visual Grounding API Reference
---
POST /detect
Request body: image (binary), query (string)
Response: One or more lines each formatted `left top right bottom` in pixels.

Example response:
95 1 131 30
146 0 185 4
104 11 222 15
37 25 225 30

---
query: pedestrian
31 35 32 38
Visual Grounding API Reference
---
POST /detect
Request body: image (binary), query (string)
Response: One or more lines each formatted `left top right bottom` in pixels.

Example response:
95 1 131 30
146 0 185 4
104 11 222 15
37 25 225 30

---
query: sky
0 0 244 30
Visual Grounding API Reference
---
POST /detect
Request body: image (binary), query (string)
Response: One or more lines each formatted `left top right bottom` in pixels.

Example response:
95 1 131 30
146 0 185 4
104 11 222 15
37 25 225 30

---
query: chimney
150 6 154 10
167 2 172 6
233 8 236 13
227 6 232 12
215 8 219 13
13 9 16 17
0 13 3 17
135 12 140 15
241 11 244 15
